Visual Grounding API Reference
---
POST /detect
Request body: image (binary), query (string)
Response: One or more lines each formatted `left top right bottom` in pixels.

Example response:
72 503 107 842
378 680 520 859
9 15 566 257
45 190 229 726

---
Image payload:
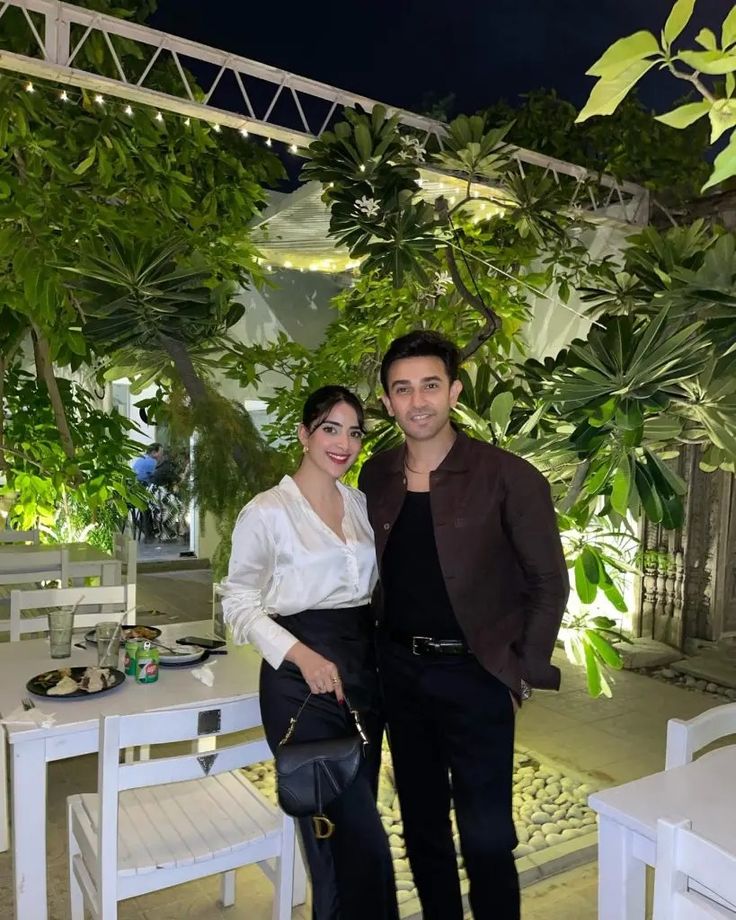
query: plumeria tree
226 105 736 696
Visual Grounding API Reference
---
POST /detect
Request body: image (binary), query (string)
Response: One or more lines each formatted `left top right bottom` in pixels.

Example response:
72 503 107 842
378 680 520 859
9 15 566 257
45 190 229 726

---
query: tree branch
31 328 76 461
666 63 716 103
559 458 592 513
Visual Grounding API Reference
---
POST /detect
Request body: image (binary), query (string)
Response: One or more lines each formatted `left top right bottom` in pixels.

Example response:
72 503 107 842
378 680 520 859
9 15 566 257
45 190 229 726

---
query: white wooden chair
0 529 39 544
0 547 70 587
67 699 295 920
665 703 736 769
113 535 137 613
9 583 135 642
653 817 736 918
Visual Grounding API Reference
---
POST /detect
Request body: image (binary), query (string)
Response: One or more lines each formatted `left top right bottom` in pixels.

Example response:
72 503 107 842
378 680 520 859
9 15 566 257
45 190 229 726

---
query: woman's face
299 401 364 478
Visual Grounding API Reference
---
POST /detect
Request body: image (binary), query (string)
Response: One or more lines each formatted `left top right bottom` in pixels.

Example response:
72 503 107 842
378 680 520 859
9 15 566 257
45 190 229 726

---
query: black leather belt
388 631 471 657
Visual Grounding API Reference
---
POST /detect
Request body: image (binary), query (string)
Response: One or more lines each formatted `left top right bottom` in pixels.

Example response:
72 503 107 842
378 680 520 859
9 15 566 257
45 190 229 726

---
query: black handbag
275 693 368 839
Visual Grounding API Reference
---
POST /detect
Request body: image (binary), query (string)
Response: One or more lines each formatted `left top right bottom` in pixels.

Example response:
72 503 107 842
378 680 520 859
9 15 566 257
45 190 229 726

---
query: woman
222 386 399 920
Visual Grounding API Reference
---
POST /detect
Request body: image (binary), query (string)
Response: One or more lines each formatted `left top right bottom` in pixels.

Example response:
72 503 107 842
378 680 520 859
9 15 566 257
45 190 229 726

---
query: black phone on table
176 636 226 650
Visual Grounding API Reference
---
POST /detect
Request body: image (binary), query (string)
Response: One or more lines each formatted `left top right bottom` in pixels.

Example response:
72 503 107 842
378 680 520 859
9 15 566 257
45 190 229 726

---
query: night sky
150 0 729 119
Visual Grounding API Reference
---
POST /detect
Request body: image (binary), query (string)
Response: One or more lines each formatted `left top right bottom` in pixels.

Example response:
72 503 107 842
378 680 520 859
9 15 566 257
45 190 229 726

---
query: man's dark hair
302 385 365 433
380 330 461 392
146 442 162 456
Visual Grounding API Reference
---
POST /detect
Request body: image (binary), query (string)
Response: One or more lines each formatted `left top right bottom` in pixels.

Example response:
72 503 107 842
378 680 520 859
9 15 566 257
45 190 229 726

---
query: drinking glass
96 621 122 668
47 608 74 659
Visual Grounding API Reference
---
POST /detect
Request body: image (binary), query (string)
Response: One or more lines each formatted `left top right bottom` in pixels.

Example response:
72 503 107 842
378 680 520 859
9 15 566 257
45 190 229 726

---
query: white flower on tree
432 271 453 297
399 135 426 162
355 196 381 217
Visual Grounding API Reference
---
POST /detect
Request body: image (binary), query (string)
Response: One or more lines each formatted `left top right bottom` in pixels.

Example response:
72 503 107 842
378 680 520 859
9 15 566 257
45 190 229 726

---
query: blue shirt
132 455 157 483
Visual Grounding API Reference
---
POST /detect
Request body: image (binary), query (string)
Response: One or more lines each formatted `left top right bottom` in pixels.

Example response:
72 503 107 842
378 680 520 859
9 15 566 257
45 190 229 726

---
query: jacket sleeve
220 503 298 669
501 465 569 688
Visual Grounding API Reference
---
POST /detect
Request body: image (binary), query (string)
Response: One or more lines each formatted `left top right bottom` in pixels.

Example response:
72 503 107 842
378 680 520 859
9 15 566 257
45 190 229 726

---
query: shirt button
383 523 390 531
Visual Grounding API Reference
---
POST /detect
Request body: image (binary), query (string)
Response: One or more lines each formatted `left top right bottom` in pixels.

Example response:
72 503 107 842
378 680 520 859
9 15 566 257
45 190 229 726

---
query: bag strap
278 691 368 749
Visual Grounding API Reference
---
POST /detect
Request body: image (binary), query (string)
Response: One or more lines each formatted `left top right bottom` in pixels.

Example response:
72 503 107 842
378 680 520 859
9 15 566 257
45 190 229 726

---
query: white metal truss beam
0 0 648 225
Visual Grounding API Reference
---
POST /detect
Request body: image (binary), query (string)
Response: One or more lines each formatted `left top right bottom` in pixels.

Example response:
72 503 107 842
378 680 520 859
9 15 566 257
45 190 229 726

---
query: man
359 331 568 920
131 443 162 484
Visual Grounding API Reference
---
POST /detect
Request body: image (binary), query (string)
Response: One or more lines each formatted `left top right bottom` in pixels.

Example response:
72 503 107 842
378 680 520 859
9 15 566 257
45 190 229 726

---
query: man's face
153 448 163 462
382 356 462 442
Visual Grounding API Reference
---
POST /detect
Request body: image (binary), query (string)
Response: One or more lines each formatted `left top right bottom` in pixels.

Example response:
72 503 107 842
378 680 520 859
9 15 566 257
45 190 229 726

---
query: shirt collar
387 429 472 474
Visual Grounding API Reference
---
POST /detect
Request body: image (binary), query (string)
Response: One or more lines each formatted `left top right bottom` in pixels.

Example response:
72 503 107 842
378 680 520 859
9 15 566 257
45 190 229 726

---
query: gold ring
332 676 340 684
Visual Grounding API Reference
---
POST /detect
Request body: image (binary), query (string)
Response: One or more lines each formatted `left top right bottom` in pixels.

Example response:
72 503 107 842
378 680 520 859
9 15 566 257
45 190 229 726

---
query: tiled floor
1 570 727 918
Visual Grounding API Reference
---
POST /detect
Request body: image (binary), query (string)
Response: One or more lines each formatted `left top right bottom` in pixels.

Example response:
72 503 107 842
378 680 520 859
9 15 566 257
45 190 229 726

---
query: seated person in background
131 443 162 484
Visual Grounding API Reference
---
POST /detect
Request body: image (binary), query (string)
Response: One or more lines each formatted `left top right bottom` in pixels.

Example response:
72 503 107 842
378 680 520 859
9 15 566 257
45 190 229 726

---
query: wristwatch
520 679 533 701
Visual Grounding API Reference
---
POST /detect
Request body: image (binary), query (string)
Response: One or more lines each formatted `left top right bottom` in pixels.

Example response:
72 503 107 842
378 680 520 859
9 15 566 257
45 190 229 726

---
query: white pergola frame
0 0 649 225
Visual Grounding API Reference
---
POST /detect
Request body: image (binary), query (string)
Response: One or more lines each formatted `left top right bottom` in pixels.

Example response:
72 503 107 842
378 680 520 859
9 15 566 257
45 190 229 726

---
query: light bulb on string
265 138 272 147
184 118 191 126
25 82 34 93
239 127 249 138
289 144 298 154
60 91 69 102
124 105 133 116
213 123 221 133
155 111 163 122
94 94 104 105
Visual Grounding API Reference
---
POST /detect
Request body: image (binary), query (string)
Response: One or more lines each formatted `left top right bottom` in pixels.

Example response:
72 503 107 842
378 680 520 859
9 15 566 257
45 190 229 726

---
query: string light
184 118 191 126
289 144 298 154
60 91 69 102
155 111 163 122
213 123 221 133
25 82 34 93
359 164 366 172
265 138 272 147
124 105 133 116
239 127 249 138
94 94 104 105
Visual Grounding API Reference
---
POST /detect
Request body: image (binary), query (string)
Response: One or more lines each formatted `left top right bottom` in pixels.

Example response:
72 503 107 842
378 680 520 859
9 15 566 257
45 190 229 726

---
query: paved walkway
1 569 725 919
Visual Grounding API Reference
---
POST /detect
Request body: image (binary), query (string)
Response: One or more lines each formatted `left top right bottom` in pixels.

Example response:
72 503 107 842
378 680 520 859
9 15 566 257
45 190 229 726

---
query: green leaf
678 49 736 74
634 461 664 523
703 128 736 190
723 6 736 49
644 449 688 496
74 148 97 175
708 99 736 142
585 630 624 669
584 641 603 697
611 456 633 515
586 31 660 78
695 27 718 51
601 577 628 613
663 0 696 45
574 554 598 605
489 391 514 438
655 100 710 128
728 72 736 96
577 59 656 122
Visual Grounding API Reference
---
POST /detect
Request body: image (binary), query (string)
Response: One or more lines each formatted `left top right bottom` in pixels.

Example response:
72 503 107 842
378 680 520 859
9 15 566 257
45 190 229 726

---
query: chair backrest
0 529 39 544
665 704 736 769
96 697 269 907
112 535 137 609
653 817 736 919
0 548 70 586
9 583 133 641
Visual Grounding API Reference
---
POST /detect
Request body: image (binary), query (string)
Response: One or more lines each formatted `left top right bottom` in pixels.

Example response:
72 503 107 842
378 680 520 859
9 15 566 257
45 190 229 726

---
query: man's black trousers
379 639 520 920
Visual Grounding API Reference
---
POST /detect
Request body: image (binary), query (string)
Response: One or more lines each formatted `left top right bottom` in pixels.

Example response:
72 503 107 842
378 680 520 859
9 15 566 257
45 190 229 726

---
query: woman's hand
285 642 344 702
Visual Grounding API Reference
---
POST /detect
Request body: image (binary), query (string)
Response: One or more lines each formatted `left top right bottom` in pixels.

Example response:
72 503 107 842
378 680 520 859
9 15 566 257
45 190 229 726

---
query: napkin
0 706 56 729
191 660 217 687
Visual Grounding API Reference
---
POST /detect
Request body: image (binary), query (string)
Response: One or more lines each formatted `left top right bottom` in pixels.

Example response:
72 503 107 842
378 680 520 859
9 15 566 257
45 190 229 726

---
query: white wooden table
0 541 121 583
1 620 263 920
589 746 736 920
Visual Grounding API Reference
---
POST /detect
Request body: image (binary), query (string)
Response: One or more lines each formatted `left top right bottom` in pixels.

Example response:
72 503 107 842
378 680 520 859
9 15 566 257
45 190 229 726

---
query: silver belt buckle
411 635 431 655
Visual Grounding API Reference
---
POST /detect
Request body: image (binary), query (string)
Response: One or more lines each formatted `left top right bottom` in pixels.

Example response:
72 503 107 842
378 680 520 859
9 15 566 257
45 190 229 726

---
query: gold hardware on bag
312 814 335 839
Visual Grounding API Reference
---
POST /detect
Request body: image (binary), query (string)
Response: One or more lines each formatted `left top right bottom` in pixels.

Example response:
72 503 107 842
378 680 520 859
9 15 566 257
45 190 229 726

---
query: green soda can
123 639 140 676
135 641 159 684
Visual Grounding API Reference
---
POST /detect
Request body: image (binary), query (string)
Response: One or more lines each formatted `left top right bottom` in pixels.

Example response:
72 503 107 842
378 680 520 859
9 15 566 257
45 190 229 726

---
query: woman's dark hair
380 330 460 391
302 386 365 434
146 442 162 455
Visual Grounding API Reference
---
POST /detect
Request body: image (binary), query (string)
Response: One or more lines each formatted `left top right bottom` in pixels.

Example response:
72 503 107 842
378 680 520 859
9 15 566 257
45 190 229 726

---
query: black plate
84 625 162 645
26 666 126 699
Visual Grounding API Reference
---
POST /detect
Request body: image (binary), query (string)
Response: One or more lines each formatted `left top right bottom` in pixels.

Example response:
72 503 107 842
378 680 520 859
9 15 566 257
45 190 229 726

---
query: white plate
157 644 203 665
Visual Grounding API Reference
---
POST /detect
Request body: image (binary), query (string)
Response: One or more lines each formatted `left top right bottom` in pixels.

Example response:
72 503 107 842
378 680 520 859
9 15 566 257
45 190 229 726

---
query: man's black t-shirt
382 491 464 639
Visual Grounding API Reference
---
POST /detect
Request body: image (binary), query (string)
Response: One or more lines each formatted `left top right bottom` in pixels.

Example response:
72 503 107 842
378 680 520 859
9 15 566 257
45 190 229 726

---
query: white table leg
598 815 646 920
0 725 8 853
11 737 48 920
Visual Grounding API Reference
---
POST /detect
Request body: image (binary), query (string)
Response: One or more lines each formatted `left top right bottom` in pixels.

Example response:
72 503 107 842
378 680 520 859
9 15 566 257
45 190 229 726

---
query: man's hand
285 642 344 702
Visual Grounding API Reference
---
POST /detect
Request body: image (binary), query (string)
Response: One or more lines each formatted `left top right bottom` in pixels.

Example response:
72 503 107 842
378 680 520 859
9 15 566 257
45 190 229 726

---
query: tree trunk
158 333 249 469
32 329 76 460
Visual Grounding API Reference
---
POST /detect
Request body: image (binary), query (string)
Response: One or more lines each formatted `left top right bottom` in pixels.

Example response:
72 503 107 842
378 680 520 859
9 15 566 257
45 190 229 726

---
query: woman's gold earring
304 445 309 453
